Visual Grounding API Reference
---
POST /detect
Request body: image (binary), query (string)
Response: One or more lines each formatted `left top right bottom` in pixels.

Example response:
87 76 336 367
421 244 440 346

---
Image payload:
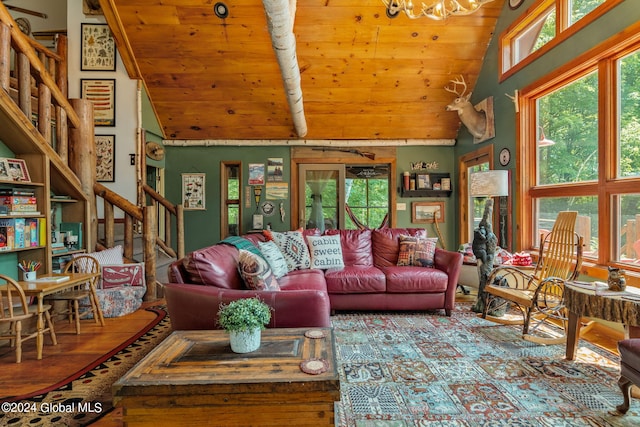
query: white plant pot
229 328 261 353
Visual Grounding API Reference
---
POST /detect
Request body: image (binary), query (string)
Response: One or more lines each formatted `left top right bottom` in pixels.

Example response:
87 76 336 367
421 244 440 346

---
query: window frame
499 0 622 82
518 21 640 284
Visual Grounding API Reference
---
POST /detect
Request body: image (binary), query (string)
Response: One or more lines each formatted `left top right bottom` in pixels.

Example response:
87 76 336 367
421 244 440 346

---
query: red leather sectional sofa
164 228 463 330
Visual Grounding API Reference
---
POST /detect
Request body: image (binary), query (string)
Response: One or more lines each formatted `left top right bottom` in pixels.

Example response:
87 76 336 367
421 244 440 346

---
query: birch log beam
262 0 307 137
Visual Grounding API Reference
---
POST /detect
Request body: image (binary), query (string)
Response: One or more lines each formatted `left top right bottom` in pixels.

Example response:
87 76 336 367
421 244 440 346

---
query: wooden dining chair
481 211 583 344
1 274 57 363
46 255 104 334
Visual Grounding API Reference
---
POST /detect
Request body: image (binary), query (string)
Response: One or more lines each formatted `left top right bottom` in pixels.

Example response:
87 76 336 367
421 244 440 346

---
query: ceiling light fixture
214 2 229 19
538 126 555 147
383 0 494 20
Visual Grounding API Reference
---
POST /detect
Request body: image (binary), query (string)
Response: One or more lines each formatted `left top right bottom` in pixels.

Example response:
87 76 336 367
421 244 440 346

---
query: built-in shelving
400 172 452 198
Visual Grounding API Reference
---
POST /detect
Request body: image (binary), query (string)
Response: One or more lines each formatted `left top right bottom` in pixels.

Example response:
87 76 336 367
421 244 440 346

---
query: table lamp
469 169 509 313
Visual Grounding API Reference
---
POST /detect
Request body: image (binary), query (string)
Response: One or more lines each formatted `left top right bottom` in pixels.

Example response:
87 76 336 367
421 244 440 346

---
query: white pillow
306 234 344 269
78 245 124 266
270 230 311 271
258 241 289 278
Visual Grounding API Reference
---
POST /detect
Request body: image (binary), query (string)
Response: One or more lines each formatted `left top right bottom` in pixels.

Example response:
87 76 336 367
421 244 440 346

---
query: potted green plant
217 297 272 353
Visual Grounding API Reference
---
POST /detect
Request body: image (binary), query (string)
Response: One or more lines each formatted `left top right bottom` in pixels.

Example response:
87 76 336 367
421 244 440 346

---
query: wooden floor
1 290 625 427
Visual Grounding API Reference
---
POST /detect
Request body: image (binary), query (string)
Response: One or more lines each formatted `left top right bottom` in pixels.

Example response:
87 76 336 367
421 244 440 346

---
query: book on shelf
14 218 25 248
0 189 35 197
34 275 70 283
7 211 41 216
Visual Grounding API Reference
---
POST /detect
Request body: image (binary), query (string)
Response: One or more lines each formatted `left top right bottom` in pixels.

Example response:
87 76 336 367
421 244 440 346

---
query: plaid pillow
397 235 417 266
413 237 438 267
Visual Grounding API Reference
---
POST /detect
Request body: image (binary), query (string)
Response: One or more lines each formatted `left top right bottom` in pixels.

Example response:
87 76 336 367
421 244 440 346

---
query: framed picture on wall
412 201 444 223
81 23 116 71
95 135 115 182
182 173 206 210
81 79 116 126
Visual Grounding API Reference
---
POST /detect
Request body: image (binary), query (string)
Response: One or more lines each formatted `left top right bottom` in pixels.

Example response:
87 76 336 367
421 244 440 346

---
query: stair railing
94 182 159 301
143 184 185 261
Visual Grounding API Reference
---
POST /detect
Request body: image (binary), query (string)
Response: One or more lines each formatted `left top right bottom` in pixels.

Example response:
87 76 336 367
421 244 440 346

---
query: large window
500 0 617 79
345 166 389 230
522 29 640 273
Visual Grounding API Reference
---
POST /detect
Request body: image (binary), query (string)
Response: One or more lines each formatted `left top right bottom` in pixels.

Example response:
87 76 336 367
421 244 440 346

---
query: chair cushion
78 245 124 266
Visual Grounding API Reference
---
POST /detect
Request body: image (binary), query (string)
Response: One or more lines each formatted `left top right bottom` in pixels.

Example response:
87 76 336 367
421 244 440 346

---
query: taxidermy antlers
445 75 487 139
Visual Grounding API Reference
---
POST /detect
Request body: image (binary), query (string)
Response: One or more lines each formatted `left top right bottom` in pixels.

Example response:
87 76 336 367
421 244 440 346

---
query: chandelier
383 0 494 20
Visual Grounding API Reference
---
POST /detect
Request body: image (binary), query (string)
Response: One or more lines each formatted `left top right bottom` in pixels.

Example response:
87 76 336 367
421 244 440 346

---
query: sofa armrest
434 248 464 314
163 283 331 330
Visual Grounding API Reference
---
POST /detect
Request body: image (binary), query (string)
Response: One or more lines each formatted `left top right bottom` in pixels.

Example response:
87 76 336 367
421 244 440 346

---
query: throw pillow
413 237 438 267
76 245 124 268
258 241 289 279
237 249 280 291
306 234 345 270
397 235 417 266
101 263 146 289
270 230 311 271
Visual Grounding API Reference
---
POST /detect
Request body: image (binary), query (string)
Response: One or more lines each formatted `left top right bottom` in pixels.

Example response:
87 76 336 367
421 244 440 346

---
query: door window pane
618 49 640 178
536 197 598 258
537 71 599 185
345 166 389 230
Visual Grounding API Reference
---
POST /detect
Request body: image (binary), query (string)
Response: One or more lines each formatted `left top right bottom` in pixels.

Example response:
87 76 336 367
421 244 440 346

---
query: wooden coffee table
113 328 340 426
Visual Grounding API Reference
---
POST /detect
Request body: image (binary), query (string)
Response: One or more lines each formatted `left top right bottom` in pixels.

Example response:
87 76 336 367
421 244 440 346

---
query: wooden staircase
0 4 184 300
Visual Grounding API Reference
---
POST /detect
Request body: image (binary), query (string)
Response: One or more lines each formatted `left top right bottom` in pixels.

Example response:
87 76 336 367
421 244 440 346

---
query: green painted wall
165 144 457 253
454 0 640 250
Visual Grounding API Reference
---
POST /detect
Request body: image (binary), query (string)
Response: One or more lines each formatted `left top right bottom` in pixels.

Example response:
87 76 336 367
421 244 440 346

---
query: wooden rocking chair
481 211 583 344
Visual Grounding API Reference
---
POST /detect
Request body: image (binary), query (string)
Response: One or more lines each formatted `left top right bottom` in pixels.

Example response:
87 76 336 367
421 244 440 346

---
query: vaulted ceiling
100 0 504 142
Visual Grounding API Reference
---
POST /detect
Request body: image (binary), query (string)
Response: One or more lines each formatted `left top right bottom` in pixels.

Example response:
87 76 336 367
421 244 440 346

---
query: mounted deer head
445 75 487 139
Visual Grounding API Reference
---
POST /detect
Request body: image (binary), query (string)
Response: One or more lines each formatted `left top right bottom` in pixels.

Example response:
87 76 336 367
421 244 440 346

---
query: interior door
298 164 345 231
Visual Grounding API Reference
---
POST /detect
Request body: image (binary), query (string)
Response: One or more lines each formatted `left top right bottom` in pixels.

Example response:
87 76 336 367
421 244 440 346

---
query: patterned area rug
0 306 171 427
333 305 640 427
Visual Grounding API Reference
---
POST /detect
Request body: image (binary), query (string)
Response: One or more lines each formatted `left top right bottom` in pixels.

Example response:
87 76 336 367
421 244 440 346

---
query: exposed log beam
262 0 307 137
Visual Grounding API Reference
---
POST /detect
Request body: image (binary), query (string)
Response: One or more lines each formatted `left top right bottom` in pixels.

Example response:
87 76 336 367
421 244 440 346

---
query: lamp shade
469 170 509 197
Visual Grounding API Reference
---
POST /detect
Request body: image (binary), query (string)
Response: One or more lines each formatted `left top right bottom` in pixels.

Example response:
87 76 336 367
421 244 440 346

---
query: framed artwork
81 79 116 126
81 23 116 71
182 173 206 210
0 158 11 181
95 135 115 182
416 174 431 190
412 201 444 223
267 158 284 182
248 163 265 185
7 158 31 182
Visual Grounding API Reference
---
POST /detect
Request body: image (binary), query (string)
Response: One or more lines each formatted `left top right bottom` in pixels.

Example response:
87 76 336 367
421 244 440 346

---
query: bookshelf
0 94 90 280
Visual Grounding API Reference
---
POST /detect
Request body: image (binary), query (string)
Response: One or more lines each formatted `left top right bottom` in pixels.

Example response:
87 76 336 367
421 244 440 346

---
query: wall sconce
538 126 555 147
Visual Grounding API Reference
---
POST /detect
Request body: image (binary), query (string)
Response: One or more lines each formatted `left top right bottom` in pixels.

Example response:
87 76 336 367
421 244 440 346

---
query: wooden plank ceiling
100 0 504 141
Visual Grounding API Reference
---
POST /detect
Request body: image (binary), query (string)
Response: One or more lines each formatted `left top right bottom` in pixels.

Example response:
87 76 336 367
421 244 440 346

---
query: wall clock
509 0 525 9
499 148 511 166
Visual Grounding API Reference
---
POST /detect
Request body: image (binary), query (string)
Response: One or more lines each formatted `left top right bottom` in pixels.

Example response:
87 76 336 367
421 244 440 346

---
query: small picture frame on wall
95 135 115 182
416 174 431 190
81 79 116 126
182 173 206 210
81 23 116 71
412 201 445 223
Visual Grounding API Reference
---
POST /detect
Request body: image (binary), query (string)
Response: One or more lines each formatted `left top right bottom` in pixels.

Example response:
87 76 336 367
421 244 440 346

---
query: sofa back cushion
372 228 427 268
184 244 243 289
325 229 373 266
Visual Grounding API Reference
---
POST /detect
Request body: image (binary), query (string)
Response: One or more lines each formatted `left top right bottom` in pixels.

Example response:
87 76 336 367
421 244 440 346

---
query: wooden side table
565 282 640 360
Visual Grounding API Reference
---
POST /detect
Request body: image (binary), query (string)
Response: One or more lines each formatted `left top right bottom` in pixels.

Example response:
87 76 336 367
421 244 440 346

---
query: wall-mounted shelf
400 172 452 198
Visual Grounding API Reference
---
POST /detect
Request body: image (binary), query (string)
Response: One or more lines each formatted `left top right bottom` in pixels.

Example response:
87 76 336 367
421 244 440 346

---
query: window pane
618 49 640 178
514 8 555 66
617 194 640 264
344 166 389 229
536 197 598 258
537 71 599 185
570 0 605 25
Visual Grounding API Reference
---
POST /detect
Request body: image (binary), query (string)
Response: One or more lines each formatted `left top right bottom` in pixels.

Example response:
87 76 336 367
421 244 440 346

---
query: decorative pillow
397 235 417 266
258 241 289 279
306 234 344 269
270 230 311 271
413 237 438 267
237 249 280 291
76 245 124 267
101 263 146 289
